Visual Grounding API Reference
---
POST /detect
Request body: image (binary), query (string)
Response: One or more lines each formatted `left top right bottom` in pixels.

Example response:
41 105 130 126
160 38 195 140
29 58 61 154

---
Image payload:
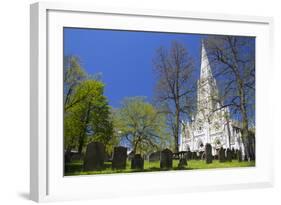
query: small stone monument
131 154 144 170
237 150 242 162
191 152 197 160
205 143 213 164
219 147 226 162
83 142 105 171
112 146 127 169
160 148 173 169
178 158 188 168
226 148 232 162
187 151 192 160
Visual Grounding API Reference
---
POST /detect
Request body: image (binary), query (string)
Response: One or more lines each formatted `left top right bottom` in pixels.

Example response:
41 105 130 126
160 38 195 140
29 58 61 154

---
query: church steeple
197 40 219 115
200 40 214 80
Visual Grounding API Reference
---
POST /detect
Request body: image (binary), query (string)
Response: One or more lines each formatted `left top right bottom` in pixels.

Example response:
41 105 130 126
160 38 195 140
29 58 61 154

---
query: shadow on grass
64 160 254 176
65 163 193 176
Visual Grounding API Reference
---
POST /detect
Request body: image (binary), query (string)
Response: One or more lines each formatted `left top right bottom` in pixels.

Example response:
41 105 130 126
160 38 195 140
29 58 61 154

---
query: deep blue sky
63 28 205 108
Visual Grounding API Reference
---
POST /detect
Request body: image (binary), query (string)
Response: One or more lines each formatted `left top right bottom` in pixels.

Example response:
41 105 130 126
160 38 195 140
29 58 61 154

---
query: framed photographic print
30 2 274 202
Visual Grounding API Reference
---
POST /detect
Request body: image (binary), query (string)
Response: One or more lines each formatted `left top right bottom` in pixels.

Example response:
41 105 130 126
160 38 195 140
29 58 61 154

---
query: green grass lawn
65 159 255 176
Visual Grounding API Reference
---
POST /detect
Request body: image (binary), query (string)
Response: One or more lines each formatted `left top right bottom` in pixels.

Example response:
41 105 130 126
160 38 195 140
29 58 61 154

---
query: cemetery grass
65 160 255 176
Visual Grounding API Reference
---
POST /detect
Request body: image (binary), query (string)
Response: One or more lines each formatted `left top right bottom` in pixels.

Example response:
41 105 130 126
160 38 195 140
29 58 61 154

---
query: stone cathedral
179 42 245 157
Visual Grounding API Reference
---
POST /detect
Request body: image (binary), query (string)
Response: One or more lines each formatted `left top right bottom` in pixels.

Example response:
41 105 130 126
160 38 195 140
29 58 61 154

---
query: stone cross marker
160 148 173 169
112 146 127 169
131 154 144 170
205 143 213 164
83 142 105 171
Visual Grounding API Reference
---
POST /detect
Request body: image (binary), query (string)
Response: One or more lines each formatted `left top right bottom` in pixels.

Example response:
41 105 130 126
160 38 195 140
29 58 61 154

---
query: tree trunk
239 84 251 161
78 102 92 154
174 106 180 153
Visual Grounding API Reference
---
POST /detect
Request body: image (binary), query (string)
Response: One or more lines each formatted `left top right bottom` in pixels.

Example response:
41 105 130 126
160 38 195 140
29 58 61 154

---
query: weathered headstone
131 154 144 170
226 148 232 162
112 146 127 169
199 151 204 160
187 151 192 160
149 151 160 162
192 152 198 160
83 142 105 171
237 150 242 162
160 149 173 169
231 148 235 160
219 147 226 162
64 151 71 163
205 143 213 164
178 158 188 168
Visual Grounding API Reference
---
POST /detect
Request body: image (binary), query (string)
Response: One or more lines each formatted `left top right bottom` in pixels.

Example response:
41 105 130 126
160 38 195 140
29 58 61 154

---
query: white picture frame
30 2 274 202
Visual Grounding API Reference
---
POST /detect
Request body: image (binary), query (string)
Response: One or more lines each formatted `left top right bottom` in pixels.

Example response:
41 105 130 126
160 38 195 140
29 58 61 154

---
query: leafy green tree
64 56 86 112
64 56 113 155
114 97 170 154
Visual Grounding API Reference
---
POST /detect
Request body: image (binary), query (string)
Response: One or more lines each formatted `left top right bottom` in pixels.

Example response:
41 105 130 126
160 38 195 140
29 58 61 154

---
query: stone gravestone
131 154 144 170
237 150 242 162
187 151 192 160
64 151 71 163
83 142 105 171
219 147 226 162
149 151 160 162
112 146 127 170
226 148 232 162
178 158 187 168
160 149 173 169
199 151 204 160
231 148 235 160
192 152 197 160
205 143 213 164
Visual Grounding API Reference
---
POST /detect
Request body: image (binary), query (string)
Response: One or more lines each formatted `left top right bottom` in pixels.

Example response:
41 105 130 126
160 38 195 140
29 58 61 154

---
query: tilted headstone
160 148 173 169
149 151 161 162
131 154 144 170
83 142 105 171
226 148 232 162
205 143 213 164
219 147 226 162
112 146 127 169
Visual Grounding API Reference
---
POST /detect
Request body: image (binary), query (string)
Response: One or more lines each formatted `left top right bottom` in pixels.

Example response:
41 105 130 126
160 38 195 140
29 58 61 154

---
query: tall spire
200 40 213 80
197 40 219 114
